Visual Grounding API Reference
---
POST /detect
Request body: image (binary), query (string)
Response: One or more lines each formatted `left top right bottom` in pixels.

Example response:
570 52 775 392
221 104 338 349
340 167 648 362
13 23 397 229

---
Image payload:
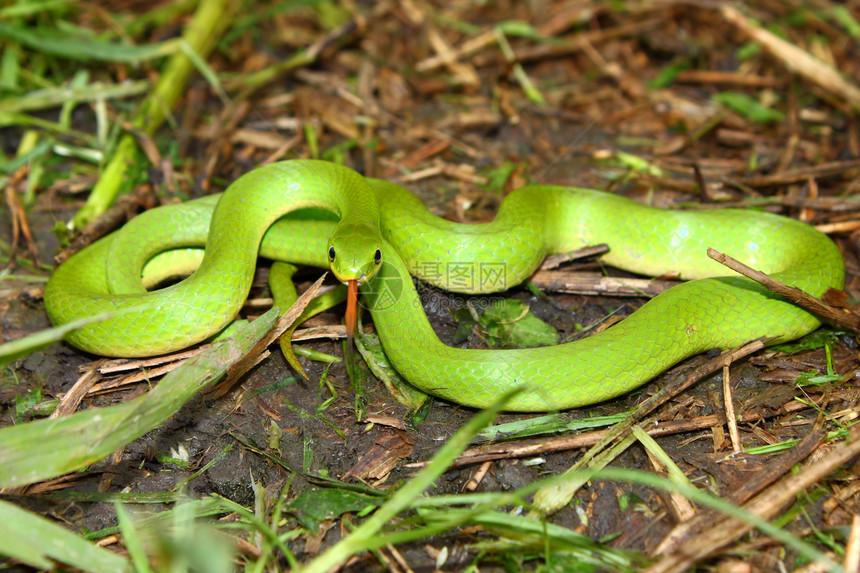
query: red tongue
345 279 358 346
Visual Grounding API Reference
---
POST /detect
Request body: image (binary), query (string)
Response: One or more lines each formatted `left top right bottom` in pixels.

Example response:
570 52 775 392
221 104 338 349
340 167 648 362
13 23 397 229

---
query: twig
815 220 860 234
408 339 810 471
653 429 826 558
529 270 677 298
722 364 742 453
632 339 768 425
846 514 860 573
540 244 609 270
211 273 328 398
707 248 860 333
721 5 860 110
647 426 860 573
51 360 104 418
4 166 40 268
72 0 237 229
735 159 860 188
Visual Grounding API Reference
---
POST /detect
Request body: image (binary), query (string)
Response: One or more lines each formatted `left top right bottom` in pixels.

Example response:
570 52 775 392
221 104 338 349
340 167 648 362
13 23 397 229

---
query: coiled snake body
45 160 845 411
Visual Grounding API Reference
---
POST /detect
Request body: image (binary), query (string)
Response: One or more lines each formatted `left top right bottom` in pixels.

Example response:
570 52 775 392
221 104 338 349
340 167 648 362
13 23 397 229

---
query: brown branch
721 5 860 110
211 273 328 398
721 364 742 453
51 360 105 418
4 166 41 268
707 248 860 334
540 244 609 271
404 389 856 470
533 244 679 297
631 339 768 424
734 158 860 188
646 426 860 573
53 185 156 266
652 429 826 557
530 270 677 298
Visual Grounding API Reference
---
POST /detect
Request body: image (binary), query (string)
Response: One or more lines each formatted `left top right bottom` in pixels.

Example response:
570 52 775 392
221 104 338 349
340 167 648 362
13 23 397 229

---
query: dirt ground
2 1 860 571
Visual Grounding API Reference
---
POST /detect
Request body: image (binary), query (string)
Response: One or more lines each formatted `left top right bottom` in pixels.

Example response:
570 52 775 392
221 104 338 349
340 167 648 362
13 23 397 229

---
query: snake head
327 222 383 347
326 222 383 285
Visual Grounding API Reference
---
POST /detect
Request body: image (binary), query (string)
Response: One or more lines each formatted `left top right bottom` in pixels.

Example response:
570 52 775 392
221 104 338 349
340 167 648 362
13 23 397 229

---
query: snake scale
44 160 845 411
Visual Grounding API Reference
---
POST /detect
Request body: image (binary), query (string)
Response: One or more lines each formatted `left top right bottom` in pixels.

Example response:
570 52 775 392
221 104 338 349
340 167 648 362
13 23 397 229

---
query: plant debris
1 1 859 571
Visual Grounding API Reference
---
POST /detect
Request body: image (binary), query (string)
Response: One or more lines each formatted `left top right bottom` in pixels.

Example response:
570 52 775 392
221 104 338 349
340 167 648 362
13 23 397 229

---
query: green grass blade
586 467 842 571
0 499 128 572
0 308 278 488
301 388 522 573
0 80 150 114
0 0 74 19
0 310 134 367
0 22 176 63
72 0 235 228
115 503 153 573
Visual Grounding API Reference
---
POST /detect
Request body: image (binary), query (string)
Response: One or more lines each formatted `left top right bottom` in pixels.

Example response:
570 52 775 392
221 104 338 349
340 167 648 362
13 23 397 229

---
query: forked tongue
345 279 358 350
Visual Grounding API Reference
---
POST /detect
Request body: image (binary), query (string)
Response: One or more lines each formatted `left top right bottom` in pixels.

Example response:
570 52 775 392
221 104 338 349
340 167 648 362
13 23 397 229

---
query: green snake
44 160 845 411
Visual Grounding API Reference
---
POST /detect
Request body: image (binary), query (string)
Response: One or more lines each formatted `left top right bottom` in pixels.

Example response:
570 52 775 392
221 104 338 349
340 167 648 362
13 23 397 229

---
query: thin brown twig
707 248 860 333
735 158 860 188
653 429 826 557
404 389 857 470
539 244 610 270
4 167 41 268
720 5 860 110
647 426 860 573
51 360 104 418
722 364 742 453
529 270 677 298
846 514 860 573
210 273 328 398
407 339 808 470
632 339 768 424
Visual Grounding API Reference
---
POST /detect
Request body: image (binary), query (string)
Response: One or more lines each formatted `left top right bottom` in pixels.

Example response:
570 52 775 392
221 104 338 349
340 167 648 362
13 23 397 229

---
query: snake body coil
45 160 845 411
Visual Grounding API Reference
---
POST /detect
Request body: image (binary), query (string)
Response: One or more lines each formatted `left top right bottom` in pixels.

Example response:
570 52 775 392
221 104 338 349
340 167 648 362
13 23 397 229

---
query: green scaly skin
44 160 845 411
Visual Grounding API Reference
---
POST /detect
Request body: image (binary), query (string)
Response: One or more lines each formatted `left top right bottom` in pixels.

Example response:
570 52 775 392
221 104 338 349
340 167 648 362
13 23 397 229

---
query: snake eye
374 248 382 265
328 246 336 261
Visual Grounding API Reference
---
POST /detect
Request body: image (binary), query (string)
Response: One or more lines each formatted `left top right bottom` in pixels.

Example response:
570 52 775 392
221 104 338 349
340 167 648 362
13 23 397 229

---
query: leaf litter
0 1 860 571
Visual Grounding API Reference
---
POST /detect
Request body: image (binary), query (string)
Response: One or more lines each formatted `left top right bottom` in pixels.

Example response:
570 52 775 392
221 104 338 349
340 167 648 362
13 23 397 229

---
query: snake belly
44 160 845 411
